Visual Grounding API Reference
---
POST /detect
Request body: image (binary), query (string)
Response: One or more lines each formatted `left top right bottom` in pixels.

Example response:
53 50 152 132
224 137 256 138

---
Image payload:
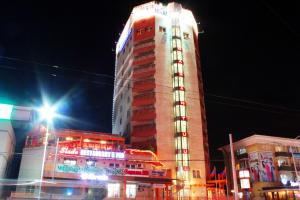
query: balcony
133 55 155 66
278 165 294 171
133 67 155 80
133 44 155 56
275 151 292 157
132 124 156 138
132 92 155 107
132 108 156 122
132 79 155 93
131 137 157 152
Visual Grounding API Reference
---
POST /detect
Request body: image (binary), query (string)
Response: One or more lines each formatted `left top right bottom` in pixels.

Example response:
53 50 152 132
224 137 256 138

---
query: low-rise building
220 134 300 200
12 127 172 199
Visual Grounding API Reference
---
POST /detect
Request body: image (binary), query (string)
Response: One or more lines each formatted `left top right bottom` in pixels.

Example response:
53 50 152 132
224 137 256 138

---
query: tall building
220 134 300 200
112 2 209 198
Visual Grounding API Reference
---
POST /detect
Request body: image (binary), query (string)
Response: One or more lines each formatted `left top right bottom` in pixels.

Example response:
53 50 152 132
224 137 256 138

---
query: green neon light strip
0 103 14 120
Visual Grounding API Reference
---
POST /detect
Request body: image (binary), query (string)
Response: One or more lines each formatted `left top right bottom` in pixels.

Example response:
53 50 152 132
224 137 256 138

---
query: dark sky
0 0 300 164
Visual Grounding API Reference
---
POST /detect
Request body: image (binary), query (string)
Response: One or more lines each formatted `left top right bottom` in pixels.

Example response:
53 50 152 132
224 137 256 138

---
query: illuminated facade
13 127 172 199
112 1 209 198
220 134 300 200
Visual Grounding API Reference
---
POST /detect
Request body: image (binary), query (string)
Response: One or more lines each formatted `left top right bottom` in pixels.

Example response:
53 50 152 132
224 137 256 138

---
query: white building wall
0 121 15 178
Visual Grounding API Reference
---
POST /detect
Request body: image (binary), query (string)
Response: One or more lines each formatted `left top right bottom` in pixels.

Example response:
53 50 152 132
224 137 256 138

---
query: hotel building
12 127 172 199
220 134 300 200
112 2 209 198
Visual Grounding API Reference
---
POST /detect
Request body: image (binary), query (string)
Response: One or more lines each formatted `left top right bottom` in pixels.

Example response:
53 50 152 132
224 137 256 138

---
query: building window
197 170 201 178
107 183 120 198
183 32 190 39
159 26 166 33
275 146 284 152
193 170 196 178
145 26 152 32
64 159 77 166
86 160 96 167
126 184 137 199
137 28 143 35
236 148 247 155
109 163 120 168
127 95 130 103
278 158 289 167
193 170 201 178
137 164 143 169
127 110 130 119
119 118 122 125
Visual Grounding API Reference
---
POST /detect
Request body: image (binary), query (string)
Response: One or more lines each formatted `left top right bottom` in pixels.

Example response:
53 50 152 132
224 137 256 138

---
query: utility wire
1 57 300 115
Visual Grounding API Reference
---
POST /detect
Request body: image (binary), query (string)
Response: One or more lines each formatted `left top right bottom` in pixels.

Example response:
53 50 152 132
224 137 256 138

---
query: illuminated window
183 32 190 39
277 159 289 167
174 90 185 102
175 120 187 132
275 146 284 152
182 137 188 149
64 159 76 166
159 26 166 33
126 184 137 199
145 26 152 32
137 28 143 35
107 183 120 198
137 164 143 169
172 26 180 37
172 63 183 74
86 160 96 167
236 148 247 155
197 170 201 178
175 105 186 117
173 76 184 88
183 154 189 166
172 51 183 60
172 39 182 49
176 137 182 149
193 170 196 178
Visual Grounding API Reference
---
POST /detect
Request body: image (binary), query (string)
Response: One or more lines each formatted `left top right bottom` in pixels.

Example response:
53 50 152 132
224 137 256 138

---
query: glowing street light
38 104 57 199
39 104 57 122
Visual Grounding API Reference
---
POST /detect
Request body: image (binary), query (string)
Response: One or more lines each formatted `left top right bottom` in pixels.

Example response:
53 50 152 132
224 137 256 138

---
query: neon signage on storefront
81 173 108 181
80 149 125 159
59 147 79 155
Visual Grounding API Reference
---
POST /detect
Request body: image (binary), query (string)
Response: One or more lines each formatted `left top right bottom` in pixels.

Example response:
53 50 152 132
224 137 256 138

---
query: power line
1 57 300 115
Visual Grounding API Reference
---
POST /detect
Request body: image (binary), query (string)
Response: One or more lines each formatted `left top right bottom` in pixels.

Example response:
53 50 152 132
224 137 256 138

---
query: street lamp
38 104 57 199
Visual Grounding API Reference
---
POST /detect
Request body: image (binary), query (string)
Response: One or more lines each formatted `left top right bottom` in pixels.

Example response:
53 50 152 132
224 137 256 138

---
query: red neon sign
59 147 79 155
124 169 149 177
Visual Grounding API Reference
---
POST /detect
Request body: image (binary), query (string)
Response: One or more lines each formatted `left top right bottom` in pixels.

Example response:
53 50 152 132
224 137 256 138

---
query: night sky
0 0 300 167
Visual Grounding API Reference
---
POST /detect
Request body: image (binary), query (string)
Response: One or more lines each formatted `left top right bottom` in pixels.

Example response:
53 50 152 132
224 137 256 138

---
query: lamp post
290 135 300 192
38 105 57 200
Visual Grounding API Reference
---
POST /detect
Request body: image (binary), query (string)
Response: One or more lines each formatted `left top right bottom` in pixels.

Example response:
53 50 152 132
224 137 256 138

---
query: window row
172 38 182 49
175 137 189 150
173 76 184 88
172 63 183 74
175 153 189 167
193 170 201 178
136 26 153 35
174 104 186 117
173 90 185 102
172 50 183 61
175 120 187 133
107 183 136 199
